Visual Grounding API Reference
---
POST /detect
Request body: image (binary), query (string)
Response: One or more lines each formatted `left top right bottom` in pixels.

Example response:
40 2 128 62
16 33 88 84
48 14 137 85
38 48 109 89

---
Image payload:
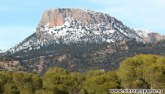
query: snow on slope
8 8 144 54
135 30 149 37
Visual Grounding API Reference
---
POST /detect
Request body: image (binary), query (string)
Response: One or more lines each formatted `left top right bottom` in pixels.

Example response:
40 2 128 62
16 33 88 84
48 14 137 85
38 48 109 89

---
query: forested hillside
6 39 165 75
0 52 21 71
0 54 164 94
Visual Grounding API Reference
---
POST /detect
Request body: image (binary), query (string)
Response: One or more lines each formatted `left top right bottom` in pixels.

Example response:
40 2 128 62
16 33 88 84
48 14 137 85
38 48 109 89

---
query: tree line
0 54 164 94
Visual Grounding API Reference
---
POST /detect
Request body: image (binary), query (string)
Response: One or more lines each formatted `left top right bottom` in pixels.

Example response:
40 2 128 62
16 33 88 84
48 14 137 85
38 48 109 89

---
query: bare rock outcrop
38 8 115 27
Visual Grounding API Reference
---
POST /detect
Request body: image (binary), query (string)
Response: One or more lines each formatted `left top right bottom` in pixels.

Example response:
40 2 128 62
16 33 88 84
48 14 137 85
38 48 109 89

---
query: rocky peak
136 30 165 43
38 8 116 28
147 33 165 43
36 8 143 43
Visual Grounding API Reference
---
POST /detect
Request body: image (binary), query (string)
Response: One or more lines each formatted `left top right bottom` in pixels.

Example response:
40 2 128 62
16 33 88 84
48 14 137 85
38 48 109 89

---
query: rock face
39 8 115 27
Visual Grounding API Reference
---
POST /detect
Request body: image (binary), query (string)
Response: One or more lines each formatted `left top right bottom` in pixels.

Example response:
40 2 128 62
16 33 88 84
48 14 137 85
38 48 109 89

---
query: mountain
5 8 165 74
135 30 165 43
8 8 143 54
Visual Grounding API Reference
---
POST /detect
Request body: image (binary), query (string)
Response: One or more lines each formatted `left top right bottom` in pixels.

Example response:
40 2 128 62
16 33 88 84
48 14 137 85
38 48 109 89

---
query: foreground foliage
0 54 165 94
117 54 165 89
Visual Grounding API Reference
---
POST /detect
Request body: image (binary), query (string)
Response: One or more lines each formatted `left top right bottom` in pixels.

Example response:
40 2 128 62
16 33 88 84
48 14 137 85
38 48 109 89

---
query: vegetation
0 52 15 62
6 39 165 75
84 71 120 94
117 54 165 89
0 54 165 94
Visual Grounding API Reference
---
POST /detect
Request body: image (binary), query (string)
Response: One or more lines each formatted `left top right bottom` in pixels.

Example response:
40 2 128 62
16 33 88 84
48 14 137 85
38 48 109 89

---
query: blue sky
0 0 165 50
